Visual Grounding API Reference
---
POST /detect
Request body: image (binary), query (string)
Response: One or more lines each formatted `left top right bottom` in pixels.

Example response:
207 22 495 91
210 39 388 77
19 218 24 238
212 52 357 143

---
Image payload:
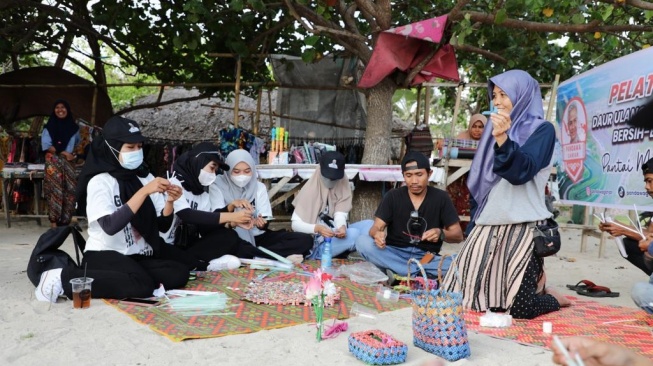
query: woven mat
104 261 411 342
465 296 653 356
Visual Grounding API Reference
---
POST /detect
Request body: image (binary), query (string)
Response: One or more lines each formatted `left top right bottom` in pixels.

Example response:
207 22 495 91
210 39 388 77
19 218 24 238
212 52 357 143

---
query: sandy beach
0 219 646 365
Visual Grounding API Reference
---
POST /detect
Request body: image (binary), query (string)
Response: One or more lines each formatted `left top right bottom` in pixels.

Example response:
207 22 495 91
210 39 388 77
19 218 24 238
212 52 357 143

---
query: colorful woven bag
348 329 407 365
407 257 470 361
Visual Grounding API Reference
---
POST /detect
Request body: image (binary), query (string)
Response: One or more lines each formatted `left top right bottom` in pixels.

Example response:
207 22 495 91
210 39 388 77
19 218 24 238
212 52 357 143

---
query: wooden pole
545 74 561 122
234 57 242 127
443 83 465 185
415 86 422 126
423 85 431 125
91 88 98 126
254 88 262 135
267 89 274 129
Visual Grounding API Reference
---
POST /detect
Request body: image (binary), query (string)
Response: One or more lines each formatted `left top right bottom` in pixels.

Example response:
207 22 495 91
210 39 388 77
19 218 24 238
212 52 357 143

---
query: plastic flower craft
304 269 337 341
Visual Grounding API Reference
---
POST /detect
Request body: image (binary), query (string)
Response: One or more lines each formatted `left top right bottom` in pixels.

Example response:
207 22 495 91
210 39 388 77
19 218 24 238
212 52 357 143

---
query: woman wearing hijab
211 149 313 259
441 70 570 319
291 151 366 259
42 99 81 228
456 113 487 141
449 113 487 235
34 116 194 303
164 143 253 269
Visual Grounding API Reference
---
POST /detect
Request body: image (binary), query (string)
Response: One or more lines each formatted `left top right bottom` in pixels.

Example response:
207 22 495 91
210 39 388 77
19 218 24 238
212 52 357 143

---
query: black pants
236 229 313 259
504 256 560 319
61 243 191 300
185 226 241 270
623 238 653 276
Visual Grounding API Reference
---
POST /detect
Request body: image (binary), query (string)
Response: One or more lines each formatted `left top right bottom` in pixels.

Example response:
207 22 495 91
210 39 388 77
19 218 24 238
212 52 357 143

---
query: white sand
0 220 645 365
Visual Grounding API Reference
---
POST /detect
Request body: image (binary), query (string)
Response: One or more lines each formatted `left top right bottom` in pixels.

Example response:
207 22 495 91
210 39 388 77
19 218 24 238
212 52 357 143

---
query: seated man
597 157 653 276
355 151 464 279
598 158 653 313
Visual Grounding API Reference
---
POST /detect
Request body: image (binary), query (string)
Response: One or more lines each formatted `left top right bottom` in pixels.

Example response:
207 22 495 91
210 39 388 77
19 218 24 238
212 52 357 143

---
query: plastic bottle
321 237 332 271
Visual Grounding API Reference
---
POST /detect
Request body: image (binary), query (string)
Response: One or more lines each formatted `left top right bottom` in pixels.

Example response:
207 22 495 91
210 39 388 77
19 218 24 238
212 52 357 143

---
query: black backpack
26 225 86 286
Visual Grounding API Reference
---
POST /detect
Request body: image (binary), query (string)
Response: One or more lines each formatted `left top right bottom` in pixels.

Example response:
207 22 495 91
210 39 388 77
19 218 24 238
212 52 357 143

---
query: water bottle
321 237 332 271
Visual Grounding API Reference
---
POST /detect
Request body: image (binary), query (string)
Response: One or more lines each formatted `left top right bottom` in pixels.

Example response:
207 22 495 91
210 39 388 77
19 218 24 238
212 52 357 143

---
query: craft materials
376 286 399 303
161 292 231 317
479 311 513 328
552 335 585 366
258 246 293 265
243 278 340 307
542 321 553 334
348 330 408 365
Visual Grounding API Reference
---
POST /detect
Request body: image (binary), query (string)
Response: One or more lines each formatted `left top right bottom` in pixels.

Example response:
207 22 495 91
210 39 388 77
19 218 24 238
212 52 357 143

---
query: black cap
643 157 653 175
191 142 230 172
401 151 431 172
320 151 345 180
103 116 145 143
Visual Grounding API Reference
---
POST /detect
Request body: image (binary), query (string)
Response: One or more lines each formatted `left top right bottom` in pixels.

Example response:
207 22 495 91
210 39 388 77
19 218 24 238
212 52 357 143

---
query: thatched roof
123 88 277 142
123 87 411 160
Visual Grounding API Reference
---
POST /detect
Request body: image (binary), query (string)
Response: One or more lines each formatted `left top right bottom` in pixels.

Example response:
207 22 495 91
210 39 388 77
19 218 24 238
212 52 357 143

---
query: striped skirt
441 223 534 312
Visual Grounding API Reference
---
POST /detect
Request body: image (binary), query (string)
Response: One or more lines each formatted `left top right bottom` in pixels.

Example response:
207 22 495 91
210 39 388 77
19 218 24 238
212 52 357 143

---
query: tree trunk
351 77 397 222
361 77 397 165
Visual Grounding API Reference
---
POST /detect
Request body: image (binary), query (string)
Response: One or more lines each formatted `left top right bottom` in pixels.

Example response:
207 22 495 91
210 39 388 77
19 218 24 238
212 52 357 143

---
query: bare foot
545 287 572 307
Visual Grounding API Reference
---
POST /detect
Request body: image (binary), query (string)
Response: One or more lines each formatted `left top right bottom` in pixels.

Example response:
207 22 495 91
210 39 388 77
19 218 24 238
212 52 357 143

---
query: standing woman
35 116 192 303
291 151 364 259
212 149 313 258
441 70 570 319
42 99 80 228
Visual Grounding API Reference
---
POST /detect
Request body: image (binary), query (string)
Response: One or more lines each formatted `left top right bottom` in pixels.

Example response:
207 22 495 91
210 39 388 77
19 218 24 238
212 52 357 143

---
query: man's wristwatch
439 229 446 242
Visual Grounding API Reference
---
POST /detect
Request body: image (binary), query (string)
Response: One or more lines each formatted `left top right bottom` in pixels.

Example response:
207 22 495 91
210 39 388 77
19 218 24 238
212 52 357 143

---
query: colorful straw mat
104 261 411 342
465 296 653 357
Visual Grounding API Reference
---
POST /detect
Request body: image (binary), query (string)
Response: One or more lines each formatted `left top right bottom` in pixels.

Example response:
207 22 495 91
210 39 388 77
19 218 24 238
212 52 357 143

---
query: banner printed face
555 46 653 210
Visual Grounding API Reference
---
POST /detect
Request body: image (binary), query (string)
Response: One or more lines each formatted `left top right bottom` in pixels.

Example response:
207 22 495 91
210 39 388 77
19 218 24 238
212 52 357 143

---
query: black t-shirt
374 186 459 252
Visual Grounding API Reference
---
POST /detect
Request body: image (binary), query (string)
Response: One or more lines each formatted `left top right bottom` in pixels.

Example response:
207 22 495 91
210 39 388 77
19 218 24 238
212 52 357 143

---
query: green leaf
301 48 316 63
495 9 507 24
230 0 244 12
305 35 320 46
571 14 585 24
602 5 613 21
173 36 183 49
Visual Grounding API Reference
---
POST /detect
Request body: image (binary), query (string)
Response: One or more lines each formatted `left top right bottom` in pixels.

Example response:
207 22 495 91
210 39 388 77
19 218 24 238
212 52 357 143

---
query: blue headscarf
468 70 547 220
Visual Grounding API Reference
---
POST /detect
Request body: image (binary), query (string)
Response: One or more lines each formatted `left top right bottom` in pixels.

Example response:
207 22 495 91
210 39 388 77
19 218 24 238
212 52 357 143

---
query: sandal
576 285 620 298
566 280 596 292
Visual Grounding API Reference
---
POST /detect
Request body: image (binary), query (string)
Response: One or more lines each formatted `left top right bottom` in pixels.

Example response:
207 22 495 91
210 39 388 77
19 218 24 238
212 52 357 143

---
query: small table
1 170 45 228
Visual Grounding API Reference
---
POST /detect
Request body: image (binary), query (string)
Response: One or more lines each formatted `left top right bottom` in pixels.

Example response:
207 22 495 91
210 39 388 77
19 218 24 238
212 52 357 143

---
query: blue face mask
120 149 144 170
106 141 143 170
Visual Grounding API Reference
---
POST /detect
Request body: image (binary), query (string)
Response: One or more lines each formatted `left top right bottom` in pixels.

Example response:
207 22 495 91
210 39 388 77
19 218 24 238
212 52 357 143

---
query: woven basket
348 329 407 365
407 257 470 361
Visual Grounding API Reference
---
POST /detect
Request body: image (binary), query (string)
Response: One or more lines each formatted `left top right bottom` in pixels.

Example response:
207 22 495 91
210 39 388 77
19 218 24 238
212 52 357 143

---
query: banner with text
556 46 653 210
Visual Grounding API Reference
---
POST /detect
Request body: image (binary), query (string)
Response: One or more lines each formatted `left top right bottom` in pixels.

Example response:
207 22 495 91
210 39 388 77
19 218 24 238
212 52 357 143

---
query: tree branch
116 94 213 115
353 0 380 31
403 46 439 87
373 0 392 30
596 0 653 10
339 2 364 38
454 11 653 33
452 44 508 63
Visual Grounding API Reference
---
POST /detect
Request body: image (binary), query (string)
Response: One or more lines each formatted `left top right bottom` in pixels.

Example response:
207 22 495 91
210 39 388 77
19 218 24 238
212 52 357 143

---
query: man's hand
421 228 442 242
373 231 387 249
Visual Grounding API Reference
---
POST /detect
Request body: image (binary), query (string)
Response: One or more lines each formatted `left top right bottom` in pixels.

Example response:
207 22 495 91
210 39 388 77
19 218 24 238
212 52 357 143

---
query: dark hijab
76 117 160 254
173 142 227 195
44 99 79 153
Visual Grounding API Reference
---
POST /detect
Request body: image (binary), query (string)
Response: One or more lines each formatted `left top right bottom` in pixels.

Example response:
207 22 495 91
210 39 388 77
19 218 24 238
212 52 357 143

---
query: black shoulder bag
532 218 561 257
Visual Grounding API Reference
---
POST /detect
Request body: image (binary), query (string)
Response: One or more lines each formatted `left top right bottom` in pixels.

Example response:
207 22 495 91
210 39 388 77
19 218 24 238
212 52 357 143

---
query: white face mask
321 176 337 189
231 174 252 188
107 141 143 170
198 169 216 186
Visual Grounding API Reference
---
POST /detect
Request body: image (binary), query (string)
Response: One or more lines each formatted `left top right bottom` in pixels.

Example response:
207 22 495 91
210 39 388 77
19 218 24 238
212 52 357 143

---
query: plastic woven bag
407 257 470 361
